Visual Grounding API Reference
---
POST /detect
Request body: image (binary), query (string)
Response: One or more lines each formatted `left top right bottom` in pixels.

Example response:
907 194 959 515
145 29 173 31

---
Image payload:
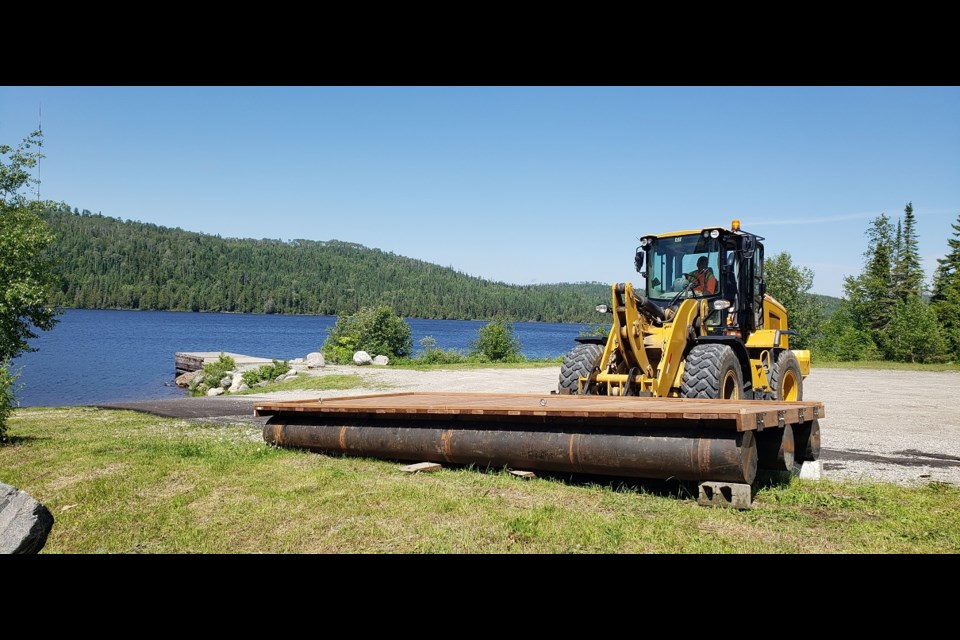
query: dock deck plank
253 392 825 432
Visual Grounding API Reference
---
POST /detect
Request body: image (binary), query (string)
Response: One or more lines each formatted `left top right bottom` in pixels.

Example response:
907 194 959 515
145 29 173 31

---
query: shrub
471 318 523 362
416 336 467 364
323 306 413 365
190 353 237 396
0 362 17 443
241 360 291 387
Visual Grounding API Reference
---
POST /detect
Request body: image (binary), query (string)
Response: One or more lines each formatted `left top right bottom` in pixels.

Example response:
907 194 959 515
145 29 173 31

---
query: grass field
3 406 958 554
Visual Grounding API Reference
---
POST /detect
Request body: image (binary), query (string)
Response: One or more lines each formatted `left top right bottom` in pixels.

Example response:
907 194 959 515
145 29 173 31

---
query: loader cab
638 222 765 338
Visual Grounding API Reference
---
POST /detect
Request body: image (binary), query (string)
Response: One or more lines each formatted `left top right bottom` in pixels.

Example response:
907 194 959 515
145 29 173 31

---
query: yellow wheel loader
254 220 822 501
558 219 809 403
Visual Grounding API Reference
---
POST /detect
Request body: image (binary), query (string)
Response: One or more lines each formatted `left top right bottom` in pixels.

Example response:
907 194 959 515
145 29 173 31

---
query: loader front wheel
558 343 603 394
681 344 743 399
770 350 803 401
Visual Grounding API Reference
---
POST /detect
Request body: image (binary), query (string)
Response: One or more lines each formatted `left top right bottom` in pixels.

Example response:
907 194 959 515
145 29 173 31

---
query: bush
323 306 413 365
471 318 523 362
241 360 291 387
416 336 467 364
190 353 237 396
0 362 17 443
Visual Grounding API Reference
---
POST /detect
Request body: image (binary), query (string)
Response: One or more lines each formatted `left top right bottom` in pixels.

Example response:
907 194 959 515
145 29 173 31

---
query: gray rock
175 370 203 388
206 387 225 396
353 351 373 365
306 352 325 368
372 355 389 366
219 375 233 388
237 383 249 392
0 482 54 554
228 372 244 393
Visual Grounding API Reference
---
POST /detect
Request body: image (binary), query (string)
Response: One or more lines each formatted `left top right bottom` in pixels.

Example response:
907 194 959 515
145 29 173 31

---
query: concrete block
697 481 753 509
798 459 823 481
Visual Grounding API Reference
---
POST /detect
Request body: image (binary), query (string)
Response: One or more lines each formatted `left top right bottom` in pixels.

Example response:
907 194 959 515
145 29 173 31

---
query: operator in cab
686 256 717 295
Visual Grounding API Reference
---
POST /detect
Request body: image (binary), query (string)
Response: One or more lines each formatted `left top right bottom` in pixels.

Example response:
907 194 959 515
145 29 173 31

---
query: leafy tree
881 296 948 363
471 318 522 362
763 252 824 350
931 212 960 358
814 303 880 361
1 130 60 441
323 305 413 364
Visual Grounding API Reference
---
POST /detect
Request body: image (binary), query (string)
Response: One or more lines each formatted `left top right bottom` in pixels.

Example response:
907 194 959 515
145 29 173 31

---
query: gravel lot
106 365 960 487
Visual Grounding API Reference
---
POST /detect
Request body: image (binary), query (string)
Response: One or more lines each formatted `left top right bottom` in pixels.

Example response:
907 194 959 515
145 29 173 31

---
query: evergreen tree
931 212 960 358
844 214 895 337
891 202 924 300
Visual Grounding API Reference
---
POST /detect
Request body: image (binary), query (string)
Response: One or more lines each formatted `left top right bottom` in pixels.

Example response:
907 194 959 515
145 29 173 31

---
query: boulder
373 355 389 366
219 375 233 388
0 482 54 554
237 383 249 392
306 352 325 368
206 387 224 396
175 370 203 388
353 351 373 365
228 372 244 392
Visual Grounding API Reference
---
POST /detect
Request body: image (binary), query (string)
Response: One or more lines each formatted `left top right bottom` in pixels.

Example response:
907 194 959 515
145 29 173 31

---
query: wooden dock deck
176 352 276 375
253 392 825 432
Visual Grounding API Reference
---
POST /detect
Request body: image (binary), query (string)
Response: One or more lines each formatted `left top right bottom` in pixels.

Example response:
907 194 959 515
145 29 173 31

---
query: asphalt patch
821 447 960 469
96 397 263 420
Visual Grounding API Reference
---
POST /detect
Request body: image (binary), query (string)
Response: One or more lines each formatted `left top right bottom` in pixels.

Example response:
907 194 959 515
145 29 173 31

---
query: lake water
9 309 596 407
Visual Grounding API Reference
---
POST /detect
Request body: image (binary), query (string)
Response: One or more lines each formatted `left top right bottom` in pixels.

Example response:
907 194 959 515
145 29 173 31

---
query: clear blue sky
2 86 958 298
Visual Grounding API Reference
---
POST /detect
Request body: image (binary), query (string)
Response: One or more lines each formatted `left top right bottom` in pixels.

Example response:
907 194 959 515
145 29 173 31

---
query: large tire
680 344 744 399
769 350 803 401
558 343 603 394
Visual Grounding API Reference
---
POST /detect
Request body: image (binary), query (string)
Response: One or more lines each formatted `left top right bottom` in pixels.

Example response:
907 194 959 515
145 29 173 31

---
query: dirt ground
104 365 960 487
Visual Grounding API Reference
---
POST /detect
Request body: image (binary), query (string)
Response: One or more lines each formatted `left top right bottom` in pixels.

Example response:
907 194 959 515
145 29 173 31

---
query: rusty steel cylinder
756 423 795 472
263 417 758 484
793 418 821 462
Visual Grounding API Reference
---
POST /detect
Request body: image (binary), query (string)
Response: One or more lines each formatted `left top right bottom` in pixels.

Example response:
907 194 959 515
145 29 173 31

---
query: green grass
3 407 958 554
389 358 562 371
231 373 369 395
811 360 960 372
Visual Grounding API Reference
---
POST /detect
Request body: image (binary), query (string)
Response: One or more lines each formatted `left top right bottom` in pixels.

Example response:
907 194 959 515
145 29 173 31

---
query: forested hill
40 205 612 322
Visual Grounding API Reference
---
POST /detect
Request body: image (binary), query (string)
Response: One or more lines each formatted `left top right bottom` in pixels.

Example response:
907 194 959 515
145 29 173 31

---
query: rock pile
174 350 390 394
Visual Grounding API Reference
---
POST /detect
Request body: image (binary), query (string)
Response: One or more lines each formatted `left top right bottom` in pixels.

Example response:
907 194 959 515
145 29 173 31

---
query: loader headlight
710 229 720 238
596 304 609 314
713 299 732 310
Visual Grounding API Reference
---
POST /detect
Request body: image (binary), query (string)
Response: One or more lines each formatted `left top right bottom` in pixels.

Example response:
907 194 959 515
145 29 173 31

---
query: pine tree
891 202 924 300
845 214 895 335
931 212 960 358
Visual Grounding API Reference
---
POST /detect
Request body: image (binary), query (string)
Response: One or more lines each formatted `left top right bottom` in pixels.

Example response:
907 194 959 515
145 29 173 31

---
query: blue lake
9 309 595 407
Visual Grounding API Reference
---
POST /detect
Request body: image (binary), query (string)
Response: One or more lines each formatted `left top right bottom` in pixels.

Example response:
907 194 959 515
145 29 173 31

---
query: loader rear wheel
680 344 743 399
558 343 603 394
770 350 803 401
